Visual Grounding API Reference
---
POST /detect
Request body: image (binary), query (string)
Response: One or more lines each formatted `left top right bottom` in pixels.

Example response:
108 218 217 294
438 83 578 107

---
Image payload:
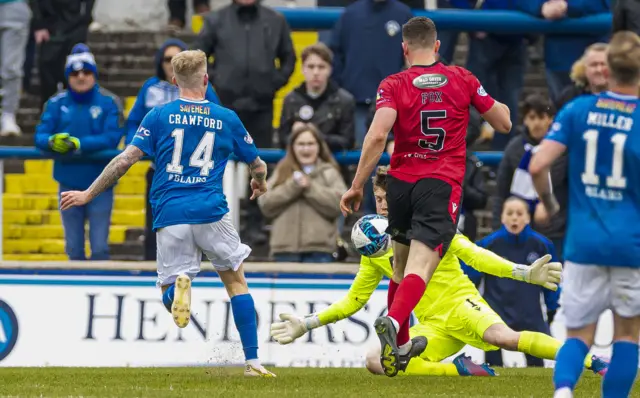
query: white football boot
171 274 191 328
244 363 276 378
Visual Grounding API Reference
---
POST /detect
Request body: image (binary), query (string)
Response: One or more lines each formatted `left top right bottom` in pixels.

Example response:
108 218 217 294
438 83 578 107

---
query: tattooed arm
60 145 145 210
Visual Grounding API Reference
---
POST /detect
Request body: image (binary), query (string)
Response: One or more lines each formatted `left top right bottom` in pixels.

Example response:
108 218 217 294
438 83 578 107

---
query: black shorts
385 176 462 256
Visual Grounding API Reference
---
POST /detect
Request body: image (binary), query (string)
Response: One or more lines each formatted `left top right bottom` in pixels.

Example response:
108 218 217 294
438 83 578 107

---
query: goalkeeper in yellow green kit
270 166 609 377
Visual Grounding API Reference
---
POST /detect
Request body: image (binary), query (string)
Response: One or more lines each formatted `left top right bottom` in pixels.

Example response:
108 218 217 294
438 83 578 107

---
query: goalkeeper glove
270 313 321 345
48 132 72 153
511 254 562 291
65 136 80 151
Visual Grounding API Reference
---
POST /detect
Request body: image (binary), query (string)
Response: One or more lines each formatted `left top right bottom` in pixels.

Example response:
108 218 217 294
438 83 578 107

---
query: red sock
387 280 399 309
388 274 426 345
397 318 411 347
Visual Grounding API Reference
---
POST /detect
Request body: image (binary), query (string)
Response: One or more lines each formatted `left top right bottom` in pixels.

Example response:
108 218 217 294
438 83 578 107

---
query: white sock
389 316 400 332
398 340 412 356
553 387 573 398
246 359 261 368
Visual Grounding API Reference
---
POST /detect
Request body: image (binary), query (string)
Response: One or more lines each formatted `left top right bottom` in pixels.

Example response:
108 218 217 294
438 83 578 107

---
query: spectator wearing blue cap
34 43 124 261
125 38 220 261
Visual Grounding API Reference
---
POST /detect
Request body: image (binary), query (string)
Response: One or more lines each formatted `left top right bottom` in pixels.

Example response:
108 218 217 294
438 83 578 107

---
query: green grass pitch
0 367 637 397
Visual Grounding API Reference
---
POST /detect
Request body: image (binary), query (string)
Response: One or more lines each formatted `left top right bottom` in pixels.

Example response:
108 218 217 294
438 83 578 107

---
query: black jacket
613 0 640 36
30 0 94 39
278 81 356 151
459 107 487 241
192 3 296 112
492 127 568 240
555 84 592 111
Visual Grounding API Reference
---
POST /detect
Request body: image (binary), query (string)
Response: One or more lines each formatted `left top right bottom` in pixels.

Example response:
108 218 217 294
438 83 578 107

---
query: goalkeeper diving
270 166 609 376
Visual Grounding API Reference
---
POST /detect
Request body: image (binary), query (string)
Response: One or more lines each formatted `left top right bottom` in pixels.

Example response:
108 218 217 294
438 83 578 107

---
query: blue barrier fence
273 7 612 34
0 147 504 166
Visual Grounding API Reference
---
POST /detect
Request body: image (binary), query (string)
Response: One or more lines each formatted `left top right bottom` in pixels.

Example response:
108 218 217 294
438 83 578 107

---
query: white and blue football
351 214 391 258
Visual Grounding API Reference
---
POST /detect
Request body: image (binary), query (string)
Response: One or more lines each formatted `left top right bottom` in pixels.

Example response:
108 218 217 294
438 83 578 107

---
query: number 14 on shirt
166 128 216 176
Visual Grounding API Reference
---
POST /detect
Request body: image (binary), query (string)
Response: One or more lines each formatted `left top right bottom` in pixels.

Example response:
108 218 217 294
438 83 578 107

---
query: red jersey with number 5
376 63 495 185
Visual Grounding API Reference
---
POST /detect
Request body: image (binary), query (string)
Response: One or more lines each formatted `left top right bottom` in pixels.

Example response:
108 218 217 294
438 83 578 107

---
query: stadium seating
2 159 149 261
5 26 549 260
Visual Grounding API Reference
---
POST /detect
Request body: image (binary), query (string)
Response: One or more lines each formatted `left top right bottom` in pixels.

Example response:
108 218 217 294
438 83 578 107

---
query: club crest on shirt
298 105 314 121
244 132 254 144
413 74 448 89
90 106 102 119
527 252 540 264
385 20 401 37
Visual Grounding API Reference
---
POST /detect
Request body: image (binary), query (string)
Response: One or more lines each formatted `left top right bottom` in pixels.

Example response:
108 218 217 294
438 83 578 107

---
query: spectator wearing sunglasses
34 44 124 261
125 38 220 261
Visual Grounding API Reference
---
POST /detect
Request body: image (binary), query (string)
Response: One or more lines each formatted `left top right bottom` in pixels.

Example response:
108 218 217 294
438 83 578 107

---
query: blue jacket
330 0 412 104
125 38 221 144
34 87 124 190
517 0 610 71
462 225 560 331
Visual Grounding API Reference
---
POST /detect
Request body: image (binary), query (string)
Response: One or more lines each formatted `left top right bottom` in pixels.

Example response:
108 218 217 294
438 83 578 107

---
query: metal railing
0 147 503 260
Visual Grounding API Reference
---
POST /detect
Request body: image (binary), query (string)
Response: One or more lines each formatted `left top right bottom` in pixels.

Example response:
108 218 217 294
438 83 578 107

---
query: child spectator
463 197 560 368
493 94 568 259
258 124 346 263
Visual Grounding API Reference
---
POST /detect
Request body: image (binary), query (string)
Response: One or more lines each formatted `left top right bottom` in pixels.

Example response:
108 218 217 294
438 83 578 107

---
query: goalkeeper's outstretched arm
452 234 562 291
270 258 384 344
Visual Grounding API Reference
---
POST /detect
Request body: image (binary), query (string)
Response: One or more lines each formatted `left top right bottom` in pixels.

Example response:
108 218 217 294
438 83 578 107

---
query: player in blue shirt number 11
530 31 640 398
60 50 275 377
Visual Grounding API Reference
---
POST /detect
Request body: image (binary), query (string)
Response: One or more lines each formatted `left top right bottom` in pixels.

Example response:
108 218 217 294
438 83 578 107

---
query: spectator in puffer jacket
258 124 347 263
34 44 124 261
278 43 355 152
464 197 560 368
555 42 608 110
458 107 488 242
517 0 611 103
125 38 220 261
492 94 568 259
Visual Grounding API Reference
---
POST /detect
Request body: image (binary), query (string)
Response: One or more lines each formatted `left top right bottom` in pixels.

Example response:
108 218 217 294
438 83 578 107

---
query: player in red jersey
340 17 512 377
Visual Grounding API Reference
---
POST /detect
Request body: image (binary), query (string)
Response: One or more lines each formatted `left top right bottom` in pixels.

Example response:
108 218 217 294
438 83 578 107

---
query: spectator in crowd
192 0 295 149
458 108 488 242
460 0 528 150
435 0 461 65
0 0 31 136
613 0 640 36
492 94 568 259
193 0 296 246
33 44 123 260
258 124 346 263
330 0 412 145
30 0 95 111
125 38 220 261
167 0 210 32
555 43 608 110
279 43 355 152
518 0 610 104
464 196 560 368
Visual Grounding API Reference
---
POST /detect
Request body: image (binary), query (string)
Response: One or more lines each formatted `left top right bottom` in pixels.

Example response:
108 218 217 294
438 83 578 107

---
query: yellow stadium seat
124 96 136 119
3 254 69 261
24 159 54 175
3 225 129 243
114 195 146 211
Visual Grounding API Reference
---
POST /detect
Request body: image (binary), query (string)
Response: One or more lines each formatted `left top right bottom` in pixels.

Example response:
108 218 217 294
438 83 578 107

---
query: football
351 214 391 258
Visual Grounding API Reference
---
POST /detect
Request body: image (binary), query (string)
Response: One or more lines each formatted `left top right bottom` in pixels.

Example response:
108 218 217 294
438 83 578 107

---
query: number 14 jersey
376 63 495 186
545 91 640 267
131 98 258 231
